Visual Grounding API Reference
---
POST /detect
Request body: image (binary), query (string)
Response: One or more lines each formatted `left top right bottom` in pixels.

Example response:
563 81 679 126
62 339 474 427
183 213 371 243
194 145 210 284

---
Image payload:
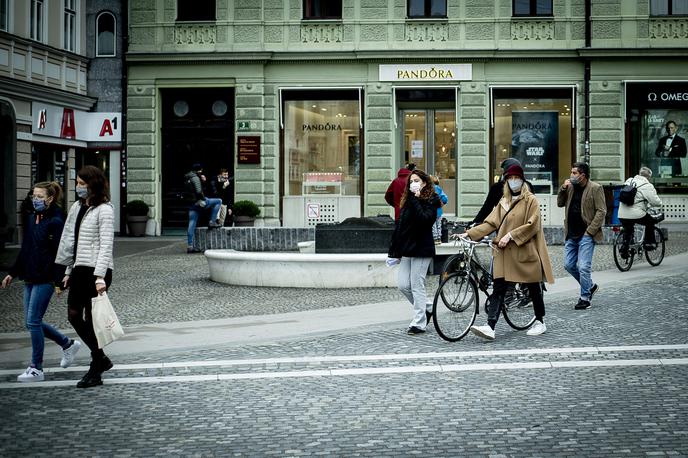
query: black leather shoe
575 300 592 310
426 311 433 326
100 356 113 372
589 284 599 301
407 326 426 335
76 370 103 388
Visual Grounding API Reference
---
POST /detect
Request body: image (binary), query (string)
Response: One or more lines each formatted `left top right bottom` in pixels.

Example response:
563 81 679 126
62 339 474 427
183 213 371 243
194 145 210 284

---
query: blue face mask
32 198 47 212
76 185 89 199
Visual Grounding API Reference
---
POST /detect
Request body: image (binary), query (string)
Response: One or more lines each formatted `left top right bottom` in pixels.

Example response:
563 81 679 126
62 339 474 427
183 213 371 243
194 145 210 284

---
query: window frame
176 0 216 22
650 0 688 16
63 0 77 52
406 0 448 19
30 0 46 43
512 0 554 18
95 11 116 57
302 0 343 20
0 0 10 33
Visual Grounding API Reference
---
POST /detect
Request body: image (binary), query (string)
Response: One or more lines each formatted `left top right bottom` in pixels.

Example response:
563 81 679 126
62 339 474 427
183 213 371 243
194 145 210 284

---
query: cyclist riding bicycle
471 157 534 226
460 164 554 341
617 166 662 259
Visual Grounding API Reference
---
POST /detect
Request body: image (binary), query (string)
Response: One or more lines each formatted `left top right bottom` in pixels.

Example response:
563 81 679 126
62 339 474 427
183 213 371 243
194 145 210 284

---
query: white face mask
409 181 422 193
508 178 523 192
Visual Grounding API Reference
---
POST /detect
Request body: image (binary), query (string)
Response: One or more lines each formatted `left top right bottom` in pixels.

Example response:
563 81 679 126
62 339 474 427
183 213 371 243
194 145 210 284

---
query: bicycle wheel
440 253 465 281
644 227 665 266
502 283 536 330
612 231 633 272
432 273 478 342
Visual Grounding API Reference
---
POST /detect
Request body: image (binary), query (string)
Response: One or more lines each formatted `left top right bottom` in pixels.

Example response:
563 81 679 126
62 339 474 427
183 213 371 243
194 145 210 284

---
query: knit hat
504 164 525 181
192 163 203 171
500 157 522 172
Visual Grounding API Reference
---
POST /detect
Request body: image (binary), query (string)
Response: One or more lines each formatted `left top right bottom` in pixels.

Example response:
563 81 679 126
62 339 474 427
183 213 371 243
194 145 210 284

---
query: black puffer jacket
9 205 66 284
390 194 441 258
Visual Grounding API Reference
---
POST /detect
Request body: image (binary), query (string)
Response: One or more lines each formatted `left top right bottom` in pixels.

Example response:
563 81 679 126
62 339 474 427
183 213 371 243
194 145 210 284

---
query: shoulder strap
496 198 522 234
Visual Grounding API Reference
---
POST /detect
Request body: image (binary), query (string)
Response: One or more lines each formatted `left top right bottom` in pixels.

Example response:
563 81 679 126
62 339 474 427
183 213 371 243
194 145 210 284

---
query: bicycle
432 237 536 342
612 223 665 272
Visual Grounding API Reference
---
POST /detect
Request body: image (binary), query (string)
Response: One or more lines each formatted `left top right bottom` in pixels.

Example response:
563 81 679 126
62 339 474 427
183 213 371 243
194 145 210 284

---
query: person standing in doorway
184 163 222 253
388 169 441 335
385 162 416 221
557 162 606 310
56 166 115 388
211 168 233 226
2 182 82 382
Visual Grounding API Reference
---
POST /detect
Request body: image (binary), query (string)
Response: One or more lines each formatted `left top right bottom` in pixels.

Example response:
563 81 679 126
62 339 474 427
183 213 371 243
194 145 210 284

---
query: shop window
63 0 76 52
650 0 688 16
303 0 342 20
492 89 573 194
513 0 553 17
408 0 447 18
96 12 116 57
30 0 44 42
1 0 8 32
283 94 361 196
177 0 215 21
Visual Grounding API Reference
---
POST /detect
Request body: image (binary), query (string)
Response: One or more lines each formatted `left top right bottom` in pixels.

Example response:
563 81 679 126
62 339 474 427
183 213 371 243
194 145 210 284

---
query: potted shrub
232 200 260 227
126 199 149 236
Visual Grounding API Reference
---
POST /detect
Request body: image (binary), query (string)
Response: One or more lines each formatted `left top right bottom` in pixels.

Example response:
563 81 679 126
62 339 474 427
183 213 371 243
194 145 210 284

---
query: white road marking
1 356 686 389
2 343 686 376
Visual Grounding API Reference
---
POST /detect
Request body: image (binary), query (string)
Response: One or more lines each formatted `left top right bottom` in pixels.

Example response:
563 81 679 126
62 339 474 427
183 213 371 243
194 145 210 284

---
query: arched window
96 11 115 57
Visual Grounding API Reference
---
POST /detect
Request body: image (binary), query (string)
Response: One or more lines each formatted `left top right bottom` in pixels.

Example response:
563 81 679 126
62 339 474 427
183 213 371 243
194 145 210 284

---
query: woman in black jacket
389 169 441 335
1 182 81 382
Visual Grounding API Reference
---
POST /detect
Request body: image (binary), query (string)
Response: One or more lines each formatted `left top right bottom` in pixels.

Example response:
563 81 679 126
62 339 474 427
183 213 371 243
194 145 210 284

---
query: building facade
126 0 688 234
0 0 125 243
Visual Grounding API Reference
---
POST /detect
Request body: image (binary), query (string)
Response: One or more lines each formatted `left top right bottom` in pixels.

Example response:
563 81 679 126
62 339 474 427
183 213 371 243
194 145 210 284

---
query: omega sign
647 92 688 102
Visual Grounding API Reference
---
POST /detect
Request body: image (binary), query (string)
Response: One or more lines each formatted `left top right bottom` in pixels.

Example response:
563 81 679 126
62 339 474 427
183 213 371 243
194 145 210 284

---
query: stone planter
127 216 148 236
233 216 256 227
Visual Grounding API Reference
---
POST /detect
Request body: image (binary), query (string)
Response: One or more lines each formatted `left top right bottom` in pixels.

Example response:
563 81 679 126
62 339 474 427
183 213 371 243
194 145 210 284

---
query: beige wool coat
467 190 555 284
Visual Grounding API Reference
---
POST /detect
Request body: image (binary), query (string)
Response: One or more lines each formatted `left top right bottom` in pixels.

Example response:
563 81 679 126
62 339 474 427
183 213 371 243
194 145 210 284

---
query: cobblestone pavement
1 232 687 333
1 270 687 456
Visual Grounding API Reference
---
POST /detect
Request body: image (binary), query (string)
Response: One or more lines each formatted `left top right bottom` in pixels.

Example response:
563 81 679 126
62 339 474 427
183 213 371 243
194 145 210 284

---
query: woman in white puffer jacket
56 165 115 389
617 166 662 256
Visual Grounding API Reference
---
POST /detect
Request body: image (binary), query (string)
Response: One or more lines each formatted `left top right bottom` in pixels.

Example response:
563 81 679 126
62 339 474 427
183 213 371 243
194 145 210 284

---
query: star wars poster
511 111 559 190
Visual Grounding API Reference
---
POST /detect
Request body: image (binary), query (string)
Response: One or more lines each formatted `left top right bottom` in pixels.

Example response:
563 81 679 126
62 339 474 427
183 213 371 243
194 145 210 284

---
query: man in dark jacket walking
385 163 415 220
185 163 222 253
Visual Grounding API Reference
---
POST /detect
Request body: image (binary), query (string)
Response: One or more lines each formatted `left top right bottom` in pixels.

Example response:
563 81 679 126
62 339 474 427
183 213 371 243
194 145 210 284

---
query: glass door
400 109 456 214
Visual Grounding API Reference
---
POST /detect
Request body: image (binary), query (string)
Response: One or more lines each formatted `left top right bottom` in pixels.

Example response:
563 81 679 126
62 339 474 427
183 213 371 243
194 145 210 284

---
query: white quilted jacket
56 201 114 277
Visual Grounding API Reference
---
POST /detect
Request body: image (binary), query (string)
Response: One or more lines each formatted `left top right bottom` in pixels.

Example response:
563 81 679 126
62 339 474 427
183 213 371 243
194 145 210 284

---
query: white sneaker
470 324 495 341
527 321 547 336
17 366 44 382
60 340 82 368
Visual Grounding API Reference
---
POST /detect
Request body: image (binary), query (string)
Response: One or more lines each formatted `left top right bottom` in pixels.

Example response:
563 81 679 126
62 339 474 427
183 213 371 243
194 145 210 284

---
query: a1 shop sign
32 103 121 142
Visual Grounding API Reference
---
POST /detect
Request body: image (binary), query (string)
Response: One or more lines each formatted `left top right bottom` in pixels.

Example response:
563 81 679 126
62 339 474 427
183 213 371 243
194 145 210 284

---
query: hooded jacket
385 168 413 220
184 171 205 202
617 175 662 220
9 204 66 284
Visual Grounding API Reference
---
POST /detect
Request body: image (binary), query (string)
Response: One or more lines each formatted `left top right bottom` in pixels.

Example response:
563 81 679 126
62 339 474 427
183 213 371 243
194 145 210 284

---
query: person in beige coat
463 164 554 341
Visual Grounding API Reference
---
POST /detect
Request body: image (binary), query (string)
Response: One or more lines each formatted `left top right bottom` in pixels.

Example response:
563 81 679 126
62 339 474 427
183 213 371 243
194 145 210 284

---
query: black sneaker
407 326 426 335
589 284 599 301
208 222 222 229
186 247 202 254
76 369 103 388
426 311 433 326
643 242 657 251
575 299 592 310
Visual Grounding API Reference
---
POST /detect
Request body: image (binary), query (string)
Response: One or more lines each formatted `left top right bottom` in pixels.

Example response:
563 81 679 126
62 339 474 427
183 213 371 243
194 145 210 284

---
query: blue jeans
187 198 223 246
24 283 70 370
564 235 596 301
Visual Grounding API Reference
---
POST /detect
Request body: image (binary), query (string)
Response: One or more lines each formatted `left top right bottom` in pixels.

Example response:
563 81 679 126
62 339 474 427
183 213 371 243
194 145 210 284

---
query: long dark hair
78 165 110 207
400 169 437 209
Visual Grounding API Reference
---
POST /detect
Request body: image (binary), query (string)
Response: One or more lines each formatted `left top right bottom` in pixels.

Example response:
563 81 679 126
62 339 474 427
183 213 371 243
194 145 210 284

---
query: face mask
76 185 89 199
409 182 422 193
508 178 523 192
569 175 581 185
32 198 47 212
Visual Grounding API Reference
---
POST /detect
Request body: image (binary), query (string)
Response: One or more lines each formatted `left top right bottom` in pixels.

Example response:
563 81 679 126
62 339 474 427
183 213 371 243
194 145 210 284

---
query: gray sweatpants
397 256 432 330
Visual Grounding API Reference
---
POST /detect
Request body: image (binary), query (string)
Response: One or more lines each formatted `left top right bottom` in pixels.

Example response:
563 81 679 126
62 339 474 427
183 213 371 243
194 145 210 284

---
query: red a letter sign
99 118 114 137
60 109 76 139
38 110 47 129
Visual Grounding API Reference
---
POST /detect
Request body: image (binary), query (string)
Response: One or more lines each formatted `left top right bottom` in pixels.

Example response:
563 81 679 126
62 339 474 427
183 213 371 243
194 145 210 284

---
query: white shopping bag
91 292 125 349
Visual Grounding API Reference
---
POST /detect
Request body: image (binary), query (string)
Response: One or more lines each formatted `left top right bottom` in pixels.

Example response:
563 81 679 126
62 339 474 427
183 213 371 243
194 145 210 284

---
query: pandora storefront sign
379 64 472 82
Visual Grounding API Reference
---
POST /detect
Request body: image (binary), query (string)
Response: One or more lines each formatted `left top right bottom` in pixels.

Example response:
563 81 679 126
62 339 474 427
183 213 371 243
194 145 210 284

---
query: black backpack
618 180 647 206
